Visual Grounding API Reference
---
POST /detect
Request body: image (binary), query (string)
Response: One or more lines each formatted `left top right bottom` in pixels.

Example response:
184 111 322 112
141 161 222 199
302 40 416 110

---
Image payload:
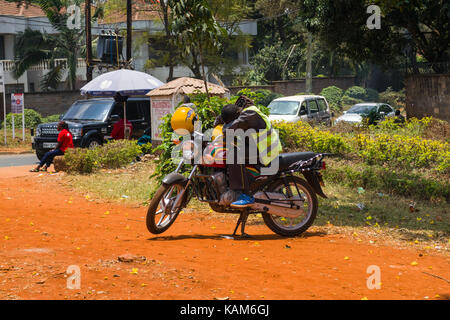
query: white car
268 95 332 125
335 103 395 124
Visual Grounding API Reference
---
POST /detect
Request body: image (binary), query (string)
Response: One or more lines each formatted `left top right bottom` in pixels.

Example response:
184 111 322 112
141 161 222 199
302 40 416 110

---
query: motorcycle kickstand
232 210 252 239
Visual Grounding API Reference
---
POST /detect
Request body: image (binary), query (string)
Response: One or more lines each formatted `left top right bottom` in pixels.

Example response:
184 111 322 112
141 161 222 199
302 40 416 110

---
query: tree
169 0 227 99
12 0 85 90
297 0 449 73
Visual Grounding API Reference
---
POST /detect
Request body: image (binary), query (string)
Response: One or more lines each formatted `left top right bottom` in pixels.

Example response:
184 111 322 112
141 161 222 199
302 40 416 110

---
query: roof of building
98 0 160 24
147 77 230 97
0 0 46 17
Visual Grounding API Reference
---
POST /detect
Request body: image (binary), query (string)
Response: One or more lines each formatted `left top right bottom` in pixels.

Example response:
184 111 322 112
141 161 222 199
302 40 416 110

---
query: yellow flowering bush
273 119 449 173
355 134 449 171
273 121 350 155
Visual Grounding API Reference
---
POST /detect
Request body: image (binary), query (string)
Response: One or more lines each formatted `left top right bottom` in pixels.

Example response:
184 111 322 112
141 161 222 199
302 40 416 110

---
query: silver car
335 103 395 124
268 95 332 126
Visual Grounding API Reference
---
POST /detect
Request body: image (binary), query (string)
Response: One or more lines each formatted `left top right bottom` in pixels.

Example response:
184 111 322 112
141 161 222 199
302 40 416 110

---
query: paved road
0 153 38 168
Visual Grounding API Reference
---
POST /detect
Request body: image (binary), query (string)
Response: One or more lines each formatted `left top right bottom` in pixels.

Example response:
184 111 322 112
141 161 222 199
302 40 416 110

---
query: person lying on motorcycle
220 96 282 207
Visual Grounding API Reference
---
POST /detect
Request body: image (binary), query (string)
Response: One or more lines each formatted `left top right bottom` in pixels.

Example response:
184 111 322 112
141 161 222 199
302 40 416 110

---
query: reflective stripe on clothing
243 106 282 166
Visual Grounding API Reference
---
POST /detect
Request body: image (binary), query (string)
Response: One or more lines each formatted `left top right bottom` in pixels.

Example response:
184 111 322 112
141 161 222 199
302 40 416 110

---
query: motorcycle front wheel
262 176 318 237
146 182 186 234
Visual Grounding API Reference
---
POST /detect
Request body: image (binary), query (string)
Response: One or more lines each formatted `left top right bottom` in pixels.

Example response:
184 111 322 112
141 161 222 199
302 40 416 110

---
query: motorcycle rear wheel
146 182 185 234
262 176 318 237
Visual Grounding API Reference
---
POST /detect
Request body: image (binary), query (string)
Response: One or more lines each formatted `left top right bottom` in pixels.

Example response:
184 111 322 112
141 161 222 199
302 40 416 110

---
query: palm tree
13 0 89 91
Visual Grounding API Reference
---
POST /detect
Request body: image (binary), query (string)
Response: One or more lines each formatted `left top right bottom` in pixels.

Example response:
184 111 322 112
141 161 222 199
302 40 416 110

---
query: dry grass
0 129 33 152
62 159 449 251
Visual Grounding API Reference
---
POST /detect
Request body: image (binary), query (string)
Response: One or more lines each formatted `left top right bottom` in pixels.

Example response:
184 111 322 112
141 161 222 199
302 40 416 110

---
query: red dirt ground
0 165 449 300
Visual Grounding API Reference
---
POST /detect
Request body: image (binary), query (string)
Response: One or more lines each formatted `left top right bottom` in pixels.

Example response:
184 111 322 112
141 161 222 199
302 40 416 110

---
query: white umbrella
80 69 164 139
80 69 164 96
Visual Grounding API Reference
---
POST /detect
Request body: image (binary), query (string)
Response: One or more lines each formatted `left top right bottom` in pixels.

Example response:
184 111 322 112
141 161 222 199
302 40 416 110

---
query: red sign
151 100 172 140
11 93 24 114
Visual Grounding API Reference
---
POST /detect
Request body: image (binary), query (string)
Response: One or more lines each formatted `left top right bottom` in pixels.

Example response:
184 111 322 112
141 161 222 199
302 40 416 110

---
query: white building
0 0 256 94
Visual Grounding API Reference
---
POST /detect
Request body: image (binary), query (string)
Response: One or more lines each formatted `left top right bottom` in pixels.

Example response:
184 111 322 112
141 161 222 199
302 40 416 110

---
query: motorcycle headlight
180 140 200 160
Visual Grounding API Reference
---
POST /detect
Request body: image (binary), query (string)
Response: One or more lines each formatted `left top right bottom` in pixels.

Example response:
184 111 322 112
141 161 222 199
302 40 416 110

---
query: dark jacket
220 107 267 165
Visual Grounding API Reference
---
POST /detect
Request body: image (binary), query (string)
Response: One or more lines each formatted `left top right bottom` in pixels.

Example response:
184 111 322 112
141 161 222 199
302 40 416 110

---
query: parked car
268 95 332 126
334 103 395 125
32 97 151 160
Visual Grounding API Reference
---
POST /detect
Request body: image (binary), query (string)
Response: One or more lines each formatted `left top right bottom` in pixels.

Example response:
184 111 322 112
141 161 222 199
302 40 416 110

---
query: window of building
5 84 24 94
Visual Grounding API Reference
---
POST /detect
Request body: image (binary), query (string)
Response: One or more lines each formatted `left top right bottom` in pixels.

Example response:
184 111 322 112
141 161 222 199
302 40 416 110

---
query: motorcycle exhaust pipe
250 192 306 218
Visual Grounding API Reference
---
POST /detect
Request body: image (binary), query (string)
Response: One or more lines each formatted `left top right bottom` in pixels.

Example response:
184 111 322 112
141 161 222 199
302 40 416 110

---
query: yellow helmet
171 106 197 135
211 124 223 141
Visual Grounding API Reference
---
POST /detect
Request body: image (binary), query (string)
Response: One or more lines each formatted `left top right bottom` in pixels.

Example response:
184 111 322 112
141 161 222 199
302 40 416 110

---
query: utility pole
305 32 313 94
85 0 93 81
126 0 132 65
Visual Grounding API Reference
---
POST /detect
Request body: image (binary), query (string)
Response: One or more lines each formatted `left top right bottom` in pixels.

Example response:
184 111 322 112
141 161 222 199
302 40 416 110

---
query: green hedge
3 109 42 129
273 118 450 173
320 86 343 112
64 140 143 174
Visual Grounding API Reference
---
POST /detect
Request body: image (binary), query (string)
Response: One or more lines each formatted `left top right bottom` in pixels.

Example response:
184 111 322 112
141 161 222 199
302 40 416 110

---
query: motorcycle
146 129 328 238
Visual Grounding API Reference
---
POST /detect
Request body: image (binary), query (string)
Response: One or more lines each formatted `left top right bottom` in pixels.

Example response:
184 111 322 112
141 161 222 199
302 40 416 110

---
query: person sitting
111 110 133 140
221 96 282 207
30 121 74 172
137 127 152 146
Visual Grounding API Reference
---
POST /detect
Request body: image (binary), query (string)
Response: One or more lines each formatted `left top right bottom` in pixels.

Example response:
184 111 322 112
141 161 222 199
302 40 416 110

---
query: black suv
32 97 151 160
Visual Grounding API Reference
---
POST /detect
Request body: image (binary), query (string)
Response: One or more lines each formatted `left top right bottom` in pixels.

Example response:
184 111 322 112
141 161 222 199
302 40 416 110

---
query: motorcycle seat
277 152 318 172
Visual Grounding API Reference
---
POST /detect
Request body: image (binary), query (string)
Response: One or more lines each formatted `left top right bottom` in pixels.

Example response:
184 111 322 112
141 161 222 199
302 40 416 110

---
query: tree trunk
305 32 313 93
126 0 132 64
85 0 92 82
160 1 175 81
198 42 210 101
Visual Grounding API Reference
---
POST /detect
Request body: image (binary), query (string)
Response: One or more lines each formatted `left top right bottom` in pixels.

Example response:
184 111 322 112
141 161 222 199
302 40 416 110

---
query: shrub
41 114 61 123
4 109 42 129
320 86 343 112
64 140 142 174
355 133 449 172
254 89 283 107
341 95 363 109
364 88 379 102
273 121 350 155
94 140 142 169
344 86 367 100
64 148 97 174
379 87 405 109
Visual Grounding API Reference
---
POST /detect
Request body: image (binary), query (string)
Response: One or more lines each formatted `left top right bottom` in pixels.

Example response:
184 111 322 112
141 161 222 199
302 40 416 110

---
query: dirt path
0 166 449 300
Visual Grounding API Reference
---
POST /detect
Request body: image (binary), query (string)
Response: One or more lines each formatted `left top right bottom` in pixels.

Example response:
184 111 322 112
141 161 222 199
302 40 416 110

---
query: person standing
111 110 133 140
30 121 74 172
